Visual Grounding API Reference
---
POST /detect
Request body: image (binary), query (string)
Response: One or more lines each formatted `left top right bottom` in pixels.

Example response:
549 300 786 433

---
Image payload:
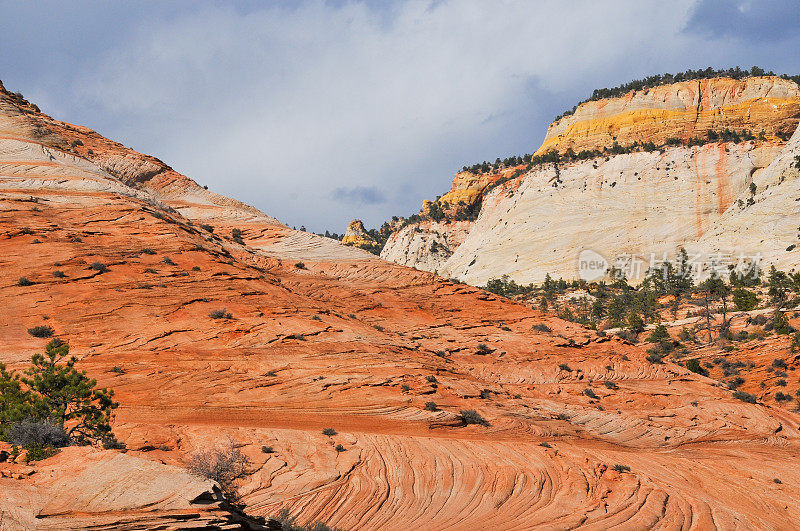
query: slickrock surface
2 82 800 529
0 447 253 530
381 76 800 285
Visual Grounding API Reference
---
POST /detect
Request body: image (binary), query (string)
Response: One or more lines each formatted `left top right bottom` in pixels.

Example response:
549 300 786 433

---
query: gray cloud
1 1 799 233
685 0 800 42
331 186 386 205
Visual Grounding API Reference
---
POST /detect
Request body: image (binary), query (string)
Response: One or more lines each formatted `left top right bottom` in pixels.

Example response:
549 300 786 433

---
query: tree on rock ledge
0 338 119 446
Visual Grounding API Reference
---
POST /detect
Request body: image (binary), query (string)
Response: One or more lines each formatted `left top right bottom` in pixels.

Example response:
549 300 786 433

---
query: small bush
647 324 669 343
110 366 125 374
52 270 66 278
89 262 108 273
27 325 54 338
728 376 745 389
685 358 708 376
334 444 346 452
583 388 598 399
540 441 551 448
141 248 156 255
192 266 201 271
162 257 176 265
425 375 438 383
424 401 438 411
294 262 306 269
532 323 551 333
188 438 250 499
475 343 492 355
603 380 618 390
479 388 492 399
772 358 787 369
775 391 792 401
459 409 489 426
209 308 232 319
261 445 274 454
613 464 631 473
401 384 410 392
558 363 571 372
733 390 757 403
322 428 337 436
7 419 69 448
18 277 34 286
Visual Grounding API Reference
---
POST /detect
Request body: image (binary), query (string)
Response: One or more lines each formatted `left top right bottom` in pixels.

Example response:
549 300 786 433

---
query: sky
1 0 800 233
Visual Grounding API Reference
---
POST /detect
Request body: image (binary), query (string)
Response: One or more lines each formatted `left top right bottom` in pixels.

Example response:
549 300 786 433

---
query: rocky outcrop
341 218 376 247
1 447 261 530
539 76 800 155
381 76 800 285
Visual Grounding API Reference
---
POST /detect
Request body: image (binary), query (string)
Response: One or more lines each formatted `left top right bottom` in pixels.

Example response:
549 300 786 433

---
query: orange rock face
341 218 376 247
539 76 800 155
2 82 800 529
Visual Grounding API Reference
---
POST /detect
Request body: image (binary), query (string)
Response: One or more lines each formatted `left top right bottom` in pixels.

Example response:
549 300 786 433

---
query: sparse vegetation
613 464 631 473
424 401 438 411
209 308 233 319
89 262 109 273
459 409 489 426
27 325 54 338
188 438 250 499
322 428 337 436
475 343 492 355
733 390 757 403
0 339 118 451
17 277 34 286
685 358 708 376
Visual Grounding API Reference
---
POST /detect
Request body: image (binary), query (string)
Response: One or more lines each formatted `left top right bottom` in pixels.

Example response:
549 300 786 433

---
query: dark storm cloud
685 0 800 42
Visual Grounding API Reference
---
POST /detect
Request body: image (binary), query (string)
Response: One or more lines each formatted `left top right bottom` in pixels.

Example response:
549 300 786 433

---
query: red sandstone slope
2 83 800 529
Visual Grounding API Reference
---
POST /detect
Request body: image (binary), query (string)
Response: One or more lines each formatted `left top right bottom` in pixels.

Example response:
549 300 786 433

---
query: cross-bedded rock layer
2 80 800 529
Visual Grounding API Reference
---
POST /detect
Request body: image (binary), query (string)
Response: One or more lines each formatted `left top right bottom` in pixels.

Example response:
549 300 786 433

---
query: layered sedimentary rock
1 447 255 529
381 76 800 285
3 80 800 529
340 218 375 247
539 76 800 155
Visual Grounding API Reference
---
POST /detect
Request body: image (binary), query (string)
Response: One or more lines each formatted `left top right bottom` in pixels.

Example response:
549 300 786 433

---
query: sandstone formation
340 218 376 248
1 447 257 529
539 76 800 155
3 79 800 529
380 76 800 286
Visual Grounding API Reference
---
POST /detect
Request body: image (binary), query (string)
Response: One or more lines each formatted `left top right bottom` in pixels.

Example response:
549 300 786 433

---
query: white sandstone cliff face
694 123 800 271
380 220 472 273
383 140 788 285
